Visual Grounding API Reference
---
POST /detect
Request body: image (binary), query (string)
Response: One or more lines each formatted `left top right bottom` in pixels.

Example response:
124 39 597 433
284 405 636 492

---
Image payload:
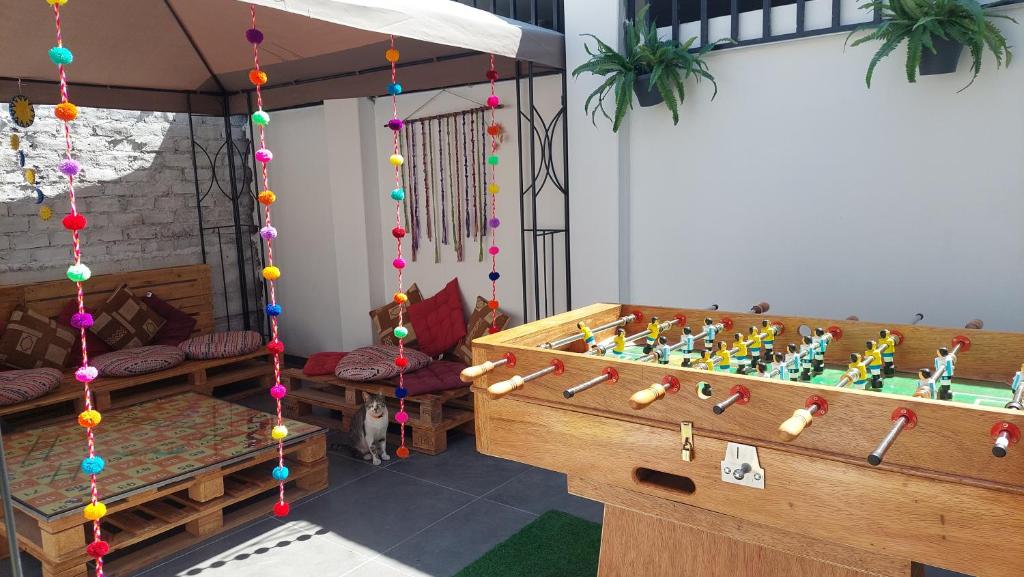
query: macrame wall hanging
394 94 505 265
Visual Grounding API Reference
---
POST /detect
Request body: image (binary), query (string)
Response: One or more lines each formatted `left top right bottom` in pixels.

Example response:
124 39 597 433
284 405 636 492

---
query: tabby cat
350 391 390 465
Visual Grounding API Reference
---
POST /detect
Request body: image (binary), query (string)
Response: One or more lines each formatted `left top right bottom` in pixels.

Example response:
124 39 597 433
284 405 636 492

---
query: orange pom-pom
249 69 268 86
78 410 102 428
385 48 400 63
258 190 276 205
55 102 78 122
488 299 500 310
396 446 410 459
393 292 408 304
487 124 500 136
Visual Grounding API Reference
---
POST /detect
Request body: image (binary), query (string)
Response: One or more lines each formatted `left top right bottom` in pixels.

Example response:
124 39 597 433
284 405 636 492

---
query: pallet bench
281 368 474 455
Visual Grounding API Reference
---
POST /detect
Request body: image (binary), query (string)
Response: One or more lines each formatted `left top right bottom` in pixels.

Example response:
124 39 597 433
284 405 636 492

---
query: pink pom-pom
487 95 500 108
387 118 404 131
395 411 409 424
393 257 406 269
267 340 285 355
70 312 94 329
270 384 288 399
58 158 81 177
255 148 273 163
488 246 500 255
260 226 277 240
75 366 98 383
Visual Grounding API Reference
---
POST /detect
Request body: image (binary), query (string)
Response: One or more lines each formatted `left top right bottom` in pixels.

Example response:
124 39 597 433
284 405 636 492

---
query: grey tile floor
0 432 972 577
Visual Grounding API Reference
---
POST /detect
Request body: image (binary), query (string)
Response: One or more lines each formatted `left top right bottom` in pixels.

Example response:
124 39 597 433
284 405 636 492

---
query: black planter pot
633 73 663 107
919 37 963 76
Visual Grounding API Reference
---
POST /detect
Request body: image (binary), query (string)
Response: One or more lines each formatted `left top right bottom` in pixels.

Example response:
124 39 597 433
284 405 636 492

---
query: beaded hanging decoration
245 6 292 517
45 0 111 569
385 36 412 460
8 94 50 217
485 57 502 332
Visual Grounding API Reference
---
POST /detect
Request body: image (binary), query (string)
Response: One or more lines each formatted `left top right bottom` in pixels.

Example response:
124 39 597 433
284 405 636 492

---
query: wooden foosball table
462 303 1024 577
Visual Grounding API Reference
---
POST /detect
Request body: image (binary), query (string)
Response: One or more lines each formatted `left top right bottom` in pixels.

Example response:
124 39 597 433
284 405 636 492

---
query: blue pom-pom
390 188 406 201
81 456 105 475
387 82 403 96
488 272 500 282
395 387 408 399
272 466 290 481
266 304 282 316
48 46 74 66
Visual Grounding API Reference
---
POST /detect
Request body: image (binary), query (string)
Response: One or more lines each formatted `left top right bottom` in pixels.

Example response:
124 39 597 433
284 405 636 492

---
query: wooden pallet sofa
0 264 272 428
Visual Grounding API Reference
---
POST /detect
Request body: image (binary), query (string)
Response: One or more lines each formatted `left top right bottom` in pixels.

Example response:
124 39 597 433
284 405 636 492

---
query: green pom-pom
487 155 500 166
252 110 270 126
66 263 91 282
393 326 409 339
48 46 74 66
390 188 405 201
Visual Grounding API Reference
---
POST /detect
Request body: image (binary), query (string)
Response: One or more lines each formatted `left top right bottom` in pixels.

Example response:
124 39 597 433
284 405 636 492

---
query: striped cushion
92 345 186 377
335 345 431 382
0 368 62 406
178 331 263 360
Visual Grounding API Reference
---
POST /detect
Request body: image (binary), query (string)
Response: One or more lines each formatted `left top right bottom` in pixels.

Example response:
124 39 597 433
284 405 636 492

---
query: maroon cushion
400 360 468 396
335 345 431 382
303 352 348 376
0 368 63 405
178 331 263 360
55 300 113 366
407 279 467 357
142 293 198 346
93 345 186 377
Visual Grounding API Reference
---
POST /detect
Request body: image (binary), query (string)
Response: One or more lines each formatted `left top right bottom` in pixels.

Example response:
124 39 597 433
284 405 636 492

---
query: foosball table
462 302 1024 577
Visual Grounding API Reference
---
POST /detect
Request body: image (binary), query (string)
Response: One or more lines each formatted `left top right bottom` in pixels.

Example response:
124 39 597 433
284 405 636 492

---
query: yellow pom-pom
389 154 404 167
262 266 281 281
47 0 68 5
271 425 288 440
39 206 53 221
78 410 102 428
385 48 400 63
83 502 106 521
487 183 499 194
258 190 276 206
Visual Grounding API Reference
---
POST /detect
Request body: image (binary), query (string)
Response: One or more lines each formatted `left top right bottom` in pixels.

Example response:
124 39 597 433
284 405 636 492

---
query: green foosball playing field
613 345 1013 408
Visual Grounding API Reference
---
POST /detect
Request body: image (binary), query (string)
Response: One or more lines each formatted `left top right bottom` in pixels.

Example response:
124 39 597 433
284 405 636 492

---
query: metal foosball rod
594 316 684 356
867 408 917 466
910 313 924 325
692 321 778 371
914 335 970 400
712 385 751 414
634 320 728 364
539 312 640 350
485 358 565 399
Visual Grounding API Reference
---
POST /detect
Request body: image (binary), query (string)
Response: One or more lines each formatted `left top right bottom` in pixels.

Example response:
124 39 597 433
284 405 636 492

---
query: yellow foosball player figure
644 316 660 354
699 349 716 370
679 326 696 367
748 325 763 365
732 333 750 375
849 353 869 389
865 340 884 390
880 329 898 378
578 322 596 352
761 319 776 361
716 341 731 371
611 327 626 358
914 368 935 398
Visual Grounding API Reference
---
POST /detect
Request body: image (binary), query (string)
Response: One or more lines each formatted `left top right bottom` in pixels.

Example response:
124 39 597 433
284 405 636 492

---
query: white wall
567 3 1024 331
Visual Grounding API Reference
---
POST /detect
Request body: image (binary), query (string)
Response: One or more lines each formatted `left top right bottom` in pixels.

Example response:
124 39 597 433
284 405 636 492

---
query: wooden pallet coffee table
0 393 328 577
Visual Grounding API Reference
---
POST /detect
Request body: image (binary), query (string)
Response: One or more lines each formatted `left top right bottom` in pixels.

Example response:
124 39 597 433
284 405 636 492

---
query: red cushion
142 293 198 346
401 360 468 396
55 300 112 367
303 352 348 376
407 279 467 357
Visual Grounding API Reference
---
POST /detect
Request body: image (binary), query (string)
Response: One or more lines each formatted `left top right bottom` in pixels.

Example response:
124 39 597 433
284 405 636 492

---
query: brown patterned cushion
369 283 423 347
453 297 511 364
0 368 63 406
335 345 431 382
0 308 76 370
92 345 186 377
178 331 263 360
90 285 166 350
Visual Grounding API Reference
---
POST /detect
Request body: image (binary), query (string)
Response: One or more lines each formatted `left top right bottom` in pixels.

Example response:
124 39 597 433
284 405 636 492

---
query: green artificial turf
454 511 601 577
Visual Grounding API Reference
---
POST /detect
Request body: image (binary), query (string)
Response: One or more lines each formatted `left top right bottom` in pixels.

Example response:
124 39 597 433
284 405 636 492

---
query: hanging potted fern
572 7 723 132
847 0 1015 88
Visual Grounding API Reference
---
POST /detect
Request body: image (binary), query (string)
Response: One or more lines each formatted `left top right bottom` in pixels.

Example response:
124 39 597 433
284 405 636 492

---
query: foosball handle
778 408 814 441
629 383 666 410
965 319 984 330
487 375 525 399
461 361 498 382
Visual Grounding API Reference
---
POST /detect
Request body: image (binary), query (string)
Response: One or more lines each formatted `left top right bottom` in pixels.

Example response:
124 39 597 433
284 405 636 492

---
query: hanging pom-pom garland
486 57 502 333
386 36 411 460
46 0 109 571
246 5 291 517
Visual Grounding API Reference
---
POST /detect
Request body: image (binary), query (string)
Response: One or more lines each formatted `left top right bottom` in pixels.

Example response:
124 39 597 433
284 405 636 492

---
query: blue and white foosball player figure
655 336 671 365
716 341 731 372
799 336 814 381
644 316 661 354
775 352 789 381
880 329 898 378
785 343 801 382
812 327 829 375
755 362 769 378
703 317 718 353
849 353 869 389
914 368 934 399
611 327 626 358
679 326 696 367
748 326 763 366
578 322 596 352
732 333 750 375
934 347 956 401
1008 363 1023 410
864 340 884 390
761 319 776 362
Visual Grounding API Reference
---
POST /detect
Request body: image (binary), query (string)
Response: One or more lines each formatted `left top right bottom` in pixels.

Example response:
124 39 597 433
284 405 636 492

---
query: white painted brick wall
1 106 263 332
